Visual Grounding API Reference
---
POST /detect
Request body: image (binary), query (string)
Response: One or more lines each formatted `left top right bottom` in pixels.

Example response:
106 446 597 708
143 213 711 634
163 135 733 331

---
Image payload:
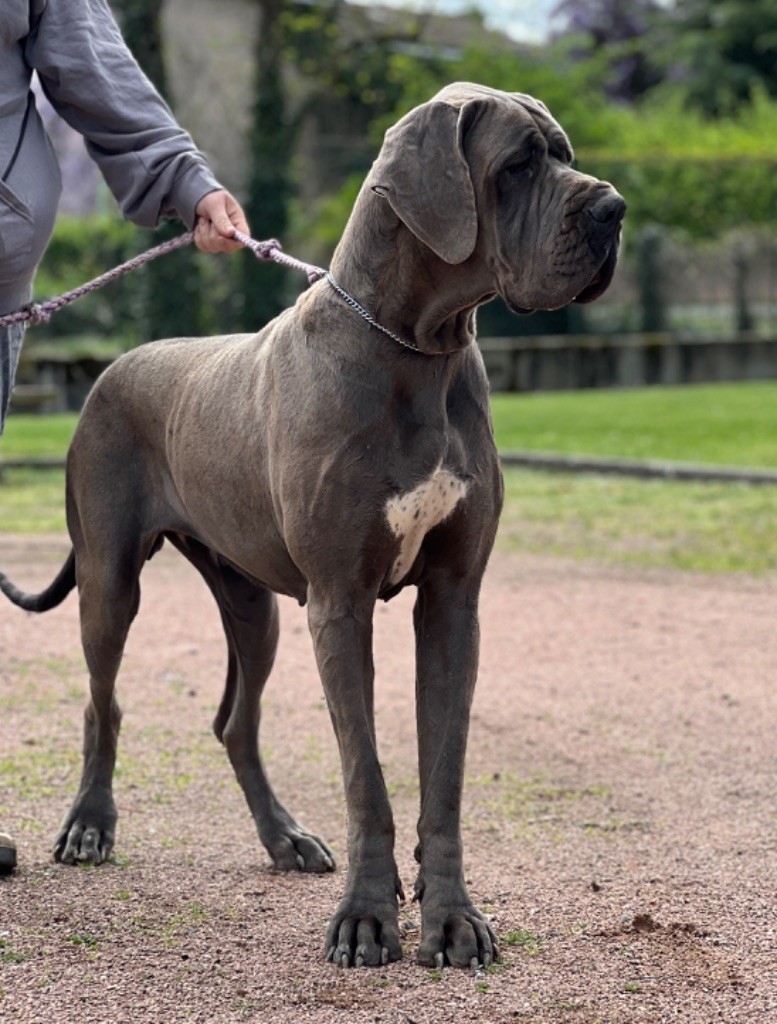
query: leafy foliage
554 0 777 116
33 216 136 340
377 41 616 149
35 216 242 342
293 39 777 249
283 0 437 116
578 89 777 238
34 0 777 337
663 0 777 115
552 0 664 101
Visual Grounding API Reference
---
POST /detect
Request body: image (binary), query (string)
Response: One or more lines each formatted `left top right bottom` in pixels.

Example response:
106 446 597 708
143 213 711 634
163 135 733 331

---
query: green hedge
33 216 255 342
580 157 777 240
33 216 137 340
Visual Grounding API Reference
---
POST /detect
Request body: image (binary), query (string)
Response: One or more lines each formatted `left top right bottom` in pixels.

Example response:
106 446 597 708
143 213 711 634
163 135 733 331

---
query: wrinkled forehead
432 81 573 161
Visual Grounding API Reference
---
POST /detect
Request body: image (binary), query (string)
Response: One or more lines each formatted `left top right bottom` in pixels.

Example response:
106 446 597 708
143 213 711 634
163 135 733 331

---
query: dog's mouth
572 238 620 305
503 234 621 316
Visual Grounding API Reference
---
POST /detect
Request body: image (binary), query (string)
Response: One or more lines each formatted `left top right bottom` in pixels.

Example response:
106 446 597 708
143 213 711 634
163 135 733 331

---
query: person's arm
25 0 247 251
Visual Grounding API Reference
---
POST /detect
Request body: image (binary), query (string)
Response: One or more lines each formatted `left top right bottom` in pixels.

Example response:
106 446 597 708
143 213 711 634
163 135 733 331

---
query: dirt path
1 534 775 1023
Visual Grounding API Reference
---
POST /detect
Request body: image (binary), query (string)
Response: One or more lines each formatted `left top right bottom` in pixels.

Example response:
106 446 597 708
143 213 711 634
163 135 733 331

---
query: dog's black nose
587 192 627 226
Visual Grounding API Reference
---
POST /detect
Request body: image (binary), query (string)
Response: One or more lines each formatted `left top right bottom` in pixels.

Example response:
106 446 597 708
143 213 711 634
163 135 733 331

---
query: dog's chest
384 465 469 585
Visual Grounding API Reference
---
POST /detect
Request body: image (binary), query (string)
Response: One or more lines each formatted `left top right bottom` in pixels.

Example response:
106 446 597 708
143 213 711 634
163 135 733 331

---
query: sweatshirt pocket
0 178 34 265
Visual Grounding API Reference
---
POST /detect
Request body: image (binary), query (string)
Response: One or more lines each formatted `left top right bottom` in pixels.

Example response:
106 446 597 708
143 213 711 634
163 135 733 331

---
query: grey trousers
0 322 24 435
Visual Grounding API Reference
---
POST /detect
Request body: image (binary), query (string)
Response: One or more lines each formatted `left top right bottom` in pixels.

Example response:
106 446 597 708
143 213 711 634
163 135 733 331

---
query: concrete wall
17 334 777 414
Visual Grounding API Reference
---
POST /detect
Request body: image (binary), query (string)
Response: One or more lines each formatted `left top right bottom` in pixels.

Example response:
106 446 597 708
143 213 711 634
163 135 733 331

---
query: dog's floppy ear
369 100 478 265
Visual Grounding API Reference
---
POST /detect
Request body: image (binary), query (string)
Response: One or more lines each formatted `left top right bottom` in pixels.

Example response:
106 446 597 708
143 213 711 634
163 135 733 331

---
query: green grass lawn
2 383 777 573
0 468 67 533
491 381 777 467
498 469 777 574
492 383 777 572
0 413 78 459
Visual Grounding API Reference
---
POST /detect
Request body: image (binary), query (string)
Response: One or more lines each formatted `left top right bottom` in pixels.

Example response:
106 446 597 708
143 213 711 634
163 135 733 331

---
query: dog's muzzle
573 190 626 305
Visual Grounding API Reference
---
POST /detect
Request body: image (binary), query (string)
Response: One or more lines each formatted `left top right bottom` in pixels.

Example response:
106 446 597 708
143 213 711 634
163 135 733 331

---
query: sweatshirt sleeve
24 0 222 229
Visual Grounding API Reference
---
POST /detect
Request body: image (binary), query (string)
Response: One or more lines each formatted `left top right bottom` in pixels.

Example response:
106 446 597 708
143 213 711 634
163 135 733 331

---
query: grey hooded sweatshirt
0 0 221 314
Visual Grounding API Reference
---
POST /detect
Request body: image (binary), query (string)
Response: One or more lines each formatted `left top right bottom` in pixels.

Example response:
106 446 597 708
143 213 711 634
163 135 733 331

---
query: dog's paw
324 894 402 968
416 894 499 969
53 819 115 866
265 824 336 873
53 791 116 866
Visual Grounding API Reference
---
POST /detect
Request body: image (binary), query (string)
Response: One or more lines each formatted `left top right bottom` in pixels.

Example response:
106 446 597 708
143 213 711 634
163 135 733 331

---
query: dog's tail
0 549 77 612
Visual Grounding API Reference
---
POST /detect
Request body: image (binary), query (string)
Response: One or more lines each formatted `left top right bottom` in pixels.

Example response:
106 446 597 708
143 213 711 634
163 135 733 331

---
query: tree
240 0 434 328
114 0 202 340
240 0 295 331
552 0 664 102
113 0 168 94
664 0 777 115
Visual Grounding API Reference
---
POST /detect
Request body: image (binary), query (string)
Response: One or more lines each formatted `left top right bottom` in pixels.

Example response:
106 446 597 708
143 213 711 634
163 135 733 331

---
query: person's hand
193 190 249 253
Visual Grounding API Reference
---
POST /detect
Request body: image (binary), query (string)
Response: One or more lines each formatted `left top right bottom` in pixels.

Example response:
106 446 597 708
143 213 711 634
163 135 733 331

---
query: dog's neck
329 185 493 357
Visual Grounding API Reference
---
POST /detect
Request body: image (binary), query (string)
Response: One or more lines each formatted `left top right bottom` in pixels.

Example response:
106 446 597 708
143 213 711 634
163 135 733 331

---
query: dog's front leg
413 578 499 968
308 589 403 967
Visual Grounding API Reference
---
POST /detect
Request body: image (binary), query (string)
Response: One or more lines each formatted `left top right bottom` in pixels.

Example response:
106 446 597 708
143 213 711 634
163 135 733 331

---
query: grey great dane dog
0 83 624 969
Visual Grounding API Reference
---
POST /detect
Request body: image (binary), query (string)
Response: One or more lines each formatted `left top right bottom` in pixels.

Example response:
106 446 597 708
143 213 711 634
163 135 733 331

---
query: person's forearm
26 0 220 227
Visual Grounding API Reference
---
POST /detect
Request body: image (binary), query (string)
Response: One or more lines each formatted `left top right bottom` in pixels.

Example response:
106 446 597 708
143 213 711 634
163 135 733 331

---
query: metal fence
584 225 777 338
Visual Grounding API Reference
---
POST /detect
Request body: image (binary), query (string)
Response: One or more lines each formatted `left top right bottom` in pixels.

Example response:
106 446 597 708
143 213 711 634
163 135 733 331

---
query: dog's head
369 82 625 314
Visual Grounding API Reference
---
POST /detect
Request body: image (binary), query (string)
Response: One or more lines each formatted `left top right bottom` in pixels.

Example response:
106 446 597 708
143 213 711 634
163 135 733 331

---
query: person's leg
0 832 16 874
0 322 25 435
0 322 29 869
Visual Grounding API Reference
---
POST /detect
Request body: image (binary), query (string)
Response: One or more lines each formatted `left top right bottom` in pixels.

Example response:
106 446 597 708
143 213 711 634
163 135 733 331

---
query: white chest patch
385 464 469 586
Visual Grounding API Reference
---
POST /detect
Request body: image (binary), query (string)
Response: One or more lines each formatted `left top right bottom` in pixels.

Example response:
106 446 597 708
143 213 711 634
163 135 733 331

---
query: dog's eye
503 152 535 178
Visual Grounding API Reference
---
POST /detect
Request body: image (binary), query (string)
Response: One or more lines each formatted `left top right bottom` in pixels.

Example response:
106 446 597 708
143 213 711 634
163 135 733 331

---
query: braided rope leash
0 230 327 330
0 232 195 328
0 227 437 355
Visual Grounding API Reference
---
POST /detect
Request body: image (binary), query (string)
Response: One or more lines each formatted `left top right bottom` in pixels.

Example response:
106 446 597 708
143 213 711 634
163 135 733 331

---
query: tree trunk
636 225 667 334
114 0 202 341
113 0 168 94
241 0 295 331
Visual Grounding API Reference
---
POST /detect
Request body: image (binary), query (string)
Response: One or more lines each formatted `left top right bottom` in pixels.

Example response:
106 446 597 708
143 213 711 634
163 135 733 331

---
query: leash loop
233 229 326 285
26 303 51 326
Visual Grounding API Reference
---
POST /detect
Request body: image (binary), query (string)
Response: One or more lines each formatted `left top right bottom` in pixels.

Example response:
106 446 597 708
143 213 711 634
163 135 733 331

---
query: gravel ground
1 534 775 1023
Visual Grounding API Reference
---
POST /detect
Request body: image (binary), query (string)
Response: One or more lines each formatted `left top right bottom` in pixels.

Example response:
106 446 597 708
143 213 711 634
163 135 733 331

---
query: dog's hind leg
169 536 335 874
53 542 143 865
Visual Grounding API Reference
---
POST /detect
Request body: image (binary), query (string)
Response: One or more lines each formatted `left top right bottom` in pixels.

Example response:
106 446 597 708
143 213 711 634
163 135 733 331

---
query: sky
363 0 560 43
